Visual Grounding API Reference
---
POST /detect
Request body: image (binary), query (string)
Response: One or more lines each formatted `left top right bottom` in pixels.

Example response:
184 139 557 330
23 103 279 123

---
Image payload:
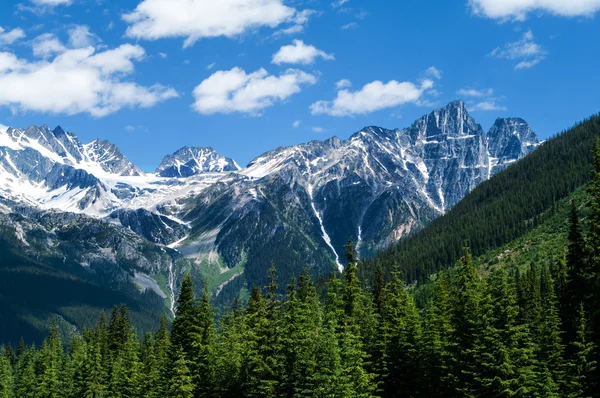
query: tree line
3 145 600 396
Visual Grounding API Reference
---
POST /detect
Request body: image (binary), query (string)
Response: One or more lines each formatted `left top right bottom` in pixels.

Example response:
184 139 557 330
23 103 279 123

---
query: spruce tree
378 271 423 397
171 273 197 361
422 272 456 397
567 304 597 397
0 352 13 398
13 344 35 398
35 324 63 398
168 347 194 398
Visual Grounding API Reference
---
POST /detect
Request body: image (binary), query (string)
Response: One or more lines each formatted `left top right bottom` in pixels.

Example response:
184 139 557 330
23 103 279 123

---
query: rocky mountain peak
487 117 540 173
156 146 240 178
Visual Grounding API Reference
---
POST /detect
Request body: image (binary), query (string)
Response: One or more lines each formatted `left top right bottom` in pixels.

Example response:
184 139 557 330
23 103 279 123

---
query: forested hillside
2 144 600 396
361 114 600 285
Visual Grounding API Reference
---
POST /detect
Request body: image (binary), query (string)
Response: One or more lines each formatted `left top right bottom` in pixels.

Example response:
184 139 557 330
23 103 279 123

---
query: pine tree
108 330 141 398
168 347 194 398
564 198 593 346
378 271 423 397
153 314 171 397
422 272 456 397
0 352 13 398
567 304 597 397
243 268 284 397
450 245 492 396
171 273 197 361
35 324 63 398
538 263 567 394
190 283 217 397
13 344 35 398
214 303 246 398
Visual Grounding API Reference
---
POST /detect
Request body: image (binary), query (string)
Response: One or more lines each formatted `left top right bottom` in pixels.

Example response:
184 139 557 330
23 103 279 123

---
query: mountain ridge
0 100 541 308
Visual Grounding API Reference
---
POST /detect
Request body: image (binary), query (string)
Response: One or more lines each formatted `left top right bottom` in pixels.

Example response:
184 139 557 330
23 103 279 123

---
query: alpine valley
0 100 540 339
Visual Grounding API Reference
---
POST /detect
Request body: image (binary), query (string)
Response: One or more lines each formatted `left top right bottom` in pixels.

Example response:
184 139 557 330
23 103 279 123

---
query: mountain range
0 100 540 318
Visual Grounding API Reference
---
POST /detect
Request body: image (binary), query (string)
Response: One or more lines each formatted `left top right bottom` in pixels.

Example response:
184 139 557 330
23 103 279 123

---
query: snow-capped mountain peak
156 146 241 177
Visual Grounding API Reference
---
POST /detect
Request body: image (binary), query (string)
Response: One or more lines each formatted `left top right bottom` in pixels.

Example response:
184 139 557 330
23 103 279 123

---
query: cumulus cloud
0 27 26 46
123 0 310 47
469 0 600 20
490 30 546 69
272 40 334 65
310 78 435 117
192 67 317 115
459 87 507 112
471 100 507 111
68 25 98 48
335 79 352 89
0 37 178 117
457 88 494 97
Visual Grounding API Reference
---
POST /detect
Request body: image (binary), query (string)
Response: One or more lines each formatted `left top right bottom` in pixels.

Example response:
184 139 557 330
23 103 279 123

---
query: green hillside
362 114 600 284
0 240 166 345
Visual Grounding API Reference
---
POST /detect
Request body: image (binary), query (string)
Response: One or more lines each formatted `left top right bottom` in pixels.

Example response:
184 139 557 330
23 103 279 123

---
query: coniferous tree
168 347 194 398
13 344 35 398
171 273 197 361
378 271 423 397
422 272 456 397
36 324 63 398
451 246 484 395
191 283 217 397
567 304 597 397
538 263 567 394
0 351 13 398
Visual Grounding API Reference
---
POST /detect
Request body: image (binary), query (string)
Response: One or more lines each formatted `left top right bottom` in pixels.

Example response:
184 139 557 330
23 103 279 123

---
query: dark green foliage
362 114 600 284
4 115 600 397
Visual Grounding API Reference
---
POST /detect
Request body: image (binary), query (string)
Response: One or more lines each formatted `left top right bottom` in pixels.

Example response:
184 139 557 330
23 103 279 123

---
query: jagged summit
487 117 540 173
156 146 240 177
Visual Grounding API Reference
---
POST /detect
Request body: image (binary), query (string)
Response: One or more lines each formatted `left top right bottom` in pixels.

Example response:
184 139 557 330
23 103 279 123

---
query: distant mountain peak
155 146 240 178
487 117 540 173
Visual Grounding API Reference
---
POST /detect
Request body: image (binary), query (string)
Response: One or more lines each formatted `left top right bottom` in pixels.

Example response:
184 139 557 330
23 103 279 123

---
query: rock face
487 117 540 173
0 100 540 303
156 146 240 177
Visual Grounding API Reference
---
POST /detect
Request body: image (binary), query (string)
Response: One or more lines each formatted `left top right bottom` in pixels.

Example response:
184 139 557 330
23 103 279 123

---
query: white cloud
471 100 507 111
0 39 178 117
207 62 216 70
292 120 301 128
273 9 317 37
31 0 72 5
469 0 600 20
125 125 136 131
335 79 352 89
192 67 317 115
490 30 546 69
312 126 324 133
310 79 434 117
0 27 26 46
425 66 442 80
68 25 98 48
123 0 309 47
341 22 358 30
32 34 66 58
332 0 349 8
457 88 494 97
158 52 167 59
272 40 334 65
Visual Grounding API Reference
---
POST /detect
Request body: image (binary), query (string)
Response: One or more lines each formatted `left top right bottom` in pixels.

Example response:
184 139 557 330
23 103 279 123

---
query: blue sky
0 0 599 170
